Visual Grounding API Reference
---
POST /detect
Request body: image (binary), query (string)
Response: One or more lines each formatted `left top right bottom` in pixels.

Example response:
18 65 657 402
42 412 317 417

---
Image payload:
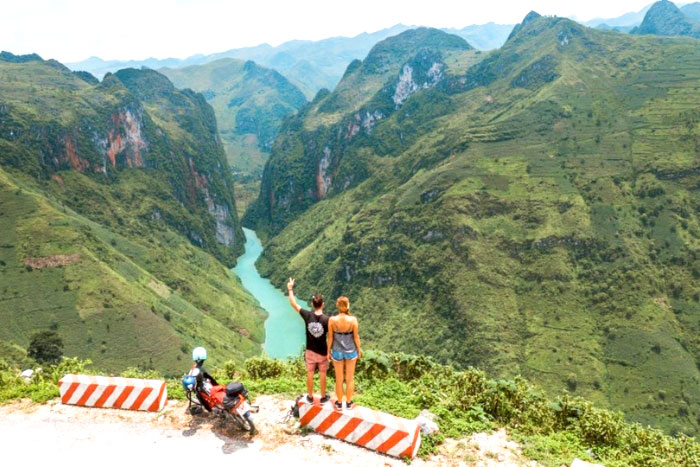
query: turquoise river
233 228 306 359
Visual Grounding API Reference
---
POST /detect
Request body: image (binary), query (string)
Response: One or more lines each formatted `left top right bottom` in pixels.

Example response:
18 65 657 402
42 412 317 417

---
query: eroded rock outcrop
105 108 147 169
393 58 444 108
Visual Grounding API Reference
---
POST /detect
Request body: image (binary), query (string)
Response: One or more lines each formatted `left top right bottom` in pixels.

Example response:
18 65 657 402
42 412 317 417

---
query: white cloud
0 0 653 63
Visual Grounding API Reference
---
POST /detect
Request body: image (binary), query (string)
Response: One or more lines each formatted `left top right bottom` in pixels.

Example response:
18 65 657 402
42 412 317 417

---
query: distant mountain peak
522 11 542 25
362 27 471 74
681 2 700 21
633 0 700 38
372 27 472 49
506 10 548 42
0 51 43 63
113 68 177 101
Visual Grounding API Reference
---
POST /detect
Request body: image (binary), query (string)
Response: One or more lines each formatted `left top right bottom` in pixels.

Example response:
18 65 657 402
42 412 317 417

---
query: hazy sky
2 0 654 63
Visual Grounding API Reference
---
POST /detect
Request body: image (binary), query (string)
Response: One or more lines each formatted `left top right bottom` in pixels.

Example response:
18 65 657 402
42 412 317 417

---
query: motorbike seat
225 382 244 397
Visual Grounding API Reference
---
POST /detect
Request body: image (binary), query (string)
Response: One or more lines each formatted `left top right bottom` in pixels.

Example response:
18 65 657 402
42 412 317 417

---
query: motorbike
182 365 258 434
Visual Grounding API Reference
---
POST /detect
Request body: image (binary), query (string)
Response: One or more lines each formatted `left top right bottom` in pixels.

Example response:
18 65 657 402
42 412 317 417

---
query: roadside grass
1 352 698 466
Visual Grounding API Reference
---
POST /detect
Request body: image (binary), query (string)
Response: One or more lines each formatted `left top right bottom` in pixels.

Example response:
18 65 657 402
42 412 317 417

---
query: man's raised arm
287 277 302 312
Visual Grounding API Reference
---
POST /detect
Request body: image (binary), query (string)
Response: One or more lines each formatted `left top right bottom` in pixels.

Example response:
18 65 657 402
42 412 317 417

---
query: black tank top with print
300 309 329 355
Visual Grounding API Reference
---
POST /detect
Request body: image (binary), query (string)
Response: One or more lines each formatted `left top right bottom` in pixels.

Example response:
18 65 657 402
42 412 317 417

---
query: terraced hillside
246 19 700 435
160 59 307 175
0 53 265 374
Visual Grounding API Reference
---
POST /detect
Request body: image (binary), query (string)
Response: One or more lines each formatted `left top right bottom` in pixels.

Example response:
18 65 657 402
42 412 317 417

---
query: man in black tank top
287 278 330 403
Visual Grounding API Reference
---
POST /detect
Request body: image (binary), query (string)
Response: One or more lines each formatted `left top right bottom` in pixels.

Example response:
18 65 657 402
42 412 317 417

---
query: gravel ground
0 396 538 466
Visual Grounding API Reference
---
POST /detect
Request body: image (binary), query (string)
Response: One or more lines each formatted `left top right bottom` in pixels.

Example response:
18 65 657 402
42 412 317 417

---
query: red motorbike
182 364 258 434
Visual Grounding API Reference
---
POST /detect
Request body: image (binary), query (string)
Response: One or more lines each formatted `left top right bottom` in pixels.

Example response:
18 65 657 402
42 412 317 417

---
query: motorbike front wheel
227 411 256 434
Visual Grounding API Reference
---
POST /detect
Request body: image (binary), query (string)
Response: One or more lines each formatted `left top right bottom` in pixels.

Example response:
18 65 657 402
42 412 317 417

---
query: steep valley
245 18 700 436
3 6 700 441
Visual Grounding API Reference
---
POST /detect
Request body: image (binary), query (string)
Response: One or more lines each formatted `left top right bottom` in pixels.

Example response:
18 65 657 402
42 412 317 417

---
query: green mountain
159 59 307 176
245 18 700 436
632 0 700 38
203 25 416 99
0 52 265 374
682 2 700 21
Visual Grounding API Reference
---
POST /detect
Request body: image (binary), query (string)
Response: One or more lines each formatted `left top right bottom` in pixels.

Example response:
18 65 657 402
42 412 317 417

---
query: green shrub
245 356 285 379
166 378 186 401
222 360 237 379
575 403 624 447
356 350 391 380
120 367 160 380
44 357 93 384
0 357 91 404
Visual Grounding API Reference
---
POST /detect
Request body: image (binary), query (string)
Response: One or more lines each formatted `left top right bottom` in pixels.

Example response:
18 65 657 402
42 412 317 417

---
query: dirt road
0 396 536 466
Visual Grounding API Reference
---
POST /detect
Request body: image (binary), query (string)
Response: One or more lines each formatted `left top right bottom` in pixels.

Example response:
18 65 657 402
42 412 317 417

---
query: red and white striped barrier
58 374 167 412
298 398 421 459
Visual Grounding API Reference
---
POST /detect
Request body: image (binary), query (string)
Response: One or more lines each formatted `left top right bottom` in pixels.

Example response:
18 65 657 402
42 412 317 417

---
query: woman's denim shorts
331 350 358 361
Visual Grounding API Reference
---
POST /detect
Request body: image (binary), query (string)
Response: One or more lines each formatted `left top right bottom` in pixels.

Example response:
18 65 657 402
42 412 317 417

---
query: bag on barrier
291 395 303 418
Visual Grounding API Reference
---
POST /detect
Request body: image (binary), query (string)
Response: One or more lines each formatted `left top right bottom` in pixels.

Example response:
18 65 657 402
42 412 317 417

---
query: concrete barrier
298 397 421 459
59 374 167 412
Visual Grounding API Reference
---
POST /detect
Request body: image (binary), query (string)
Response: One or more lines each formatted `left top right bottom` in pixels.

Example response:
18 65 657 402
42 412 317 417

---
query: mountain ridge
245 13 700 436
66 24 513 98
160 58 307 176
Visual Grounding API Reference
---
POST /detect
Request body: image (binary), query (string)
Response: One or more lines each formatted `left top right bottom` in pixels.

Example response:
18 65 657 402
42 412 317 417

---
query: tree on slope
28 330 64 364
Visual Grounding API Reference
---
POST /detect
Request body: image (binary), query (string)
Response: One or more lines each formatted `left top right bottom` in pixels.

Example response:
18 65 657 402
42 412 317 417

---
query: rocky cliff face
0 53 243 262
392 50 445 107
245 29 471 233
50 105 148 173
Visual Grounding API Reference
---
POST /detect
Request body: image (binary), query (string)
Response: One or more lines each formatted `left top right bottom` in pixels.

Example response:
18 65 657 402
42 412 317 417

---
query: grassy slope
0 56 266 374
0 166 265 376
160 59 306 175
246 19 700 435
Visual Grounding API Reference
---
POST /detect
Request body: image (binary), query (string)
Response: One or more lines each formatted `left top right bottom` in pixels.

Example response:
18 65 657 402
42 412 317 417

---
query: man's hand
287 278 302 312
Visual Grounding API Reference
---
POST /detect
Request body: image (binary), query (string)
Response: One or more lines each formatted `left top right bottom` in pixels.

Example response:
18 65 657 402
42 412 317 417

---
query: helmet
192 346 207 362
182 375 196 392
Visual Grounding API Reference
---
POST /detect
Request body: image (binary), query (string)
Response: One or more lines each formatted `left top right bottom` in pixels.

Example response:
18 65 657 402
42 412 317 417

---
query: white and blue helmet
192 346 207 362
182 375 196 392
